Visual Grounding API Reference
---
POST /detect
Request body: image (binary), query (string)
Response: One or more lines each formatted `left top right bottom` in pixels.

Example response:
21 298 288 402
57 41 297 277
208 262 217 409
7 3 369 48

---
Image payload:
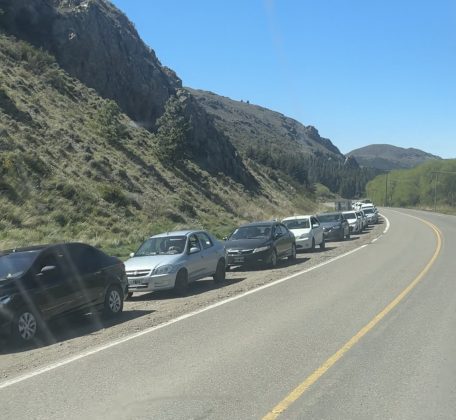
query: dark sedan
0 243 127 344
225 221 296 269
317 212 350 241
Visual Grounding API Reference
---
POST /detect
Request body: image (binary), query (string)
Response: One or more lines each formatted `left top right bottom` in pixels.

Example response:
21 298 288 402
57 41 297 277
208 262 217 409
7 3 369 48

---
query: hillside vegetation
366 159 456 213
0 34 317 256
348 144 441 170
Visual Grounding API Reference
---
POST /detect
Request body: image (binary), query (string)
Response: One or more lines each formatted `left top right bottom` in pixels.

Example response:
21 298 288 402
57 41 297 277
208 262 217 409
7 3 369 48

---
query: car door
311 217 323 244
185 234 205 281
32 249 79 319
69 244 106 309
280 224 294 254
195 232 219 277
274 224 288 257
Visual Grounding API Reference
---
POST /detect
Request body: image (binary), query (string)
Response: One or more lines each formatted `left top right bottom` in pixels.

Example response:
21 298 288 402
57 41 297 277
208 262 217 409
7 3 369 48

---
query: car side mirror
274 233 281 239
189 247 200 254
129 252 135 258
223 237 228 241
37 265 56 277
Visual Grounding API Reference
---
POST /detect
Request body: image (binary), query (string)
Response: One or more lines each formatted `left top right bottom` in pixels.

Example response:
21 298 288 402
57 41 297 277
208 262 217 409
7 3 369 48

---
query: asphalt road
1 208 455 419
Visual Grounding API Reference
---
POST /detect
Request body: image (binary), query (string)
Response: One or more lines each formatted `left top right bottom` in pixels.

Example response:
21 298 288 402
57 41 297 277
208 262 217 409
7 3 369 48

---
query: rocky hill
0 0 258 184
347 144 441 170
0 33 317 254
0 0 379 253
188 88 344 160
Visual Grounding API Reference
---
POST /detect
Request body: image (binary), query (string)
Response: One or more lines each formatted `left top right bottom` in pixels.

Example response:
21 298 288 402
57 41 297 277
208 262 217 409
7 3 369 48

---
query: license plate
130 279 143 285
234 257 244 263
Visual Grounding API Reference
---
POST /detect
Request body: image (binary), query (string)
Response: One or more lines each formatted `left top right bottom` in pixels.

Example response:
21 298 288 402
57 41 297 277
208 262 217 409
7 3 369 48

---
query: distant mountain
347 144 441 170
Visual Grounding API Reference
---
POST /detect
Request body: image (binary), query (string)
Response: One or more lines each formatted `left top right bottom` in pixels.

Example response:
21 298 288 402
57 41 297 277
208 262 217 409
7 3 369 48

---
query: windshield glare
230 225 272 240
135 236 187 256
283 219 310 230
0 251 40 280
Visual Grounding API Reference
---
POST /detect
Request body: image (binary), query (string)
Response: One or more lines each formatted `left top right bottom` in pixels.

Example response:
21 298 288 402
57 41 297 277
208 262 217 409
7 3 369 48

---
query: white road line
382 213 390 234
0 220 391 391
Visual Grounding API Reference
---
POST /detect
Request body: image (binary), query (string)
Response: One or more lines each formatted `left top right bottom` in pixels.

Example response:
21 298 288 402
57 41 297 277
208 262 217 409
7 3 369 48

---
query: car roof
316 212 342 216
0 242 91 256
238 221 276 228
282 215 314 221
150 230 203 238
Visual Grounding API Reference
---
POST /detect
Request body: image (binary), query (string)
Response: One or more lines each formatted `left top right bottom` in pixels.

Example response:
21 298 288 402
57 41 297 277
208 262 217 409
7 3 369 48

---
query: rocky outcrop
0 0 258 186
175 89 258 188
0 0 181 129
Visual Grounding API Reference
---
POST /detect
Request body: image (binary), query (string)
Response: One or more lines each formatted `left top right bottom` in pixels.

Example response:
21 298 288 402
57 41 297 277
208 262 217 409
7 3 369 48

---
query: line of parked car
0 204 380 344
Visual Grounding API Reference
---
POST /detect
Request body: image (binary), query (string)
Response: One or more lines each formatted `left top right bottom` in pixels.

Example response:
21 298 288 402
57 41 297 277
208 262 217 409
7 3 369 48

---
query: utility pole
384 172 388 207
433 172 438 212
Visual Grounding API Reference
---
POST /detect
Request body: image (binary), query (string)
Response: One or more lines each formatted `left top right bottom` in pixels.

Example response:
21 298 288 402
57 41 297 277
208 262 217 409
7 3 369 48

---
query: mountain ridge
347 143 441 171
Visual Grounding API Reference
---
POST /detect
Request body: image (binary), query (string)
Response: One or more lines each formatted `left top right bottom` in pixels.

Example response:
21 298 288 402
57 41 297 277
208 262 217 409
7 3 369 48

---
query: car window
0 250 40 281
311 217 320 227
280 224 290 234
275 225 285 236
70 244 107 275
136 236 187 256
230 225 273 240
196 232 213 249
188 234 201 252
283 219 310 229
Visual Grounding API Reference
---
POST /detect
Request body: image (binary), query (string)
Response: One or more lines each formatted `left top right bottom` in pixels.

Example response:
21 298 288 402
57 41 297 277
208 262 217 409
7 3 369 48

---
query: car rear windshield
135 236 187 256
344 212 357 219
317 214 341 222
283 219 310 229
0 250 40 281
230 225 273 240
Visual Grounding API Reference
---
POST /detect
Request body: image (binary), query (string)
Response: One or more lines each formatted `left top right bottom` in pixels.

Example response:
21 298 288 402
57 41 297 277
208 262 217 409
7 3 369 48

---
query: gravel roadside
0 220 385 381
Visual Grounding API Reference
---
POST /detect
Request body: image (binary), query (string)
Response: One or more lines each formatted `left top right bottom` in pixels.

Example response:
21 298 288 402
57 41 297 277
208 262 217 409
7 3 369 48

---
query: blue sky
111 0 456 158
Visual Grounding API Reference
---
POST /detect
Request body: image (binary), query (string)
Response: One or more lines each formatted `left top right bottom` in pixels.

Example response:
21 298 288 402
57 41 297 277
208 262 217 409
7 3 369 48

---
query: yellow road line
263 215 442 420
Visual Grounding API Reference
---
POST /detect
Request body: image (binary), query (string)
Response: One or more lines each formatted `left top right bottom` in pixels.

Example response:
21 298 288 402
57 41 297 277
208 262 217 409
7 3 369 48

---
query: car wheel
339 230 345 241
213 259 226 283
126 291 134 300
268 249 278 268
310 238 315 251
13 310 39 344
320 238 326 250
103 285 124 317
346 231 351 239
174 269 188 295
288 244 297 261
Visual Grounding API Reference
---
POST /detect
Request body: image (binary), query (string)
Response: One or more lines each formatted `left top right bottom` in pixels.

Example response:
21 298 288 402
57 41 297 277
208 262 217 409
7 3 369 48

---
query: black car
0 243 128 344
225 221 296 269
317 212 350 241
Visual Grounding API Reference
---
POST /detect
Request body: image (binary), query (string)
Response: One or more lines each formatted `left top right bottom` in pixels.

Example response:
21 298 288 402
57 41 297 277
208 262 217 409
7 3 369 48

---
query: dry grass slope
0 35 317 256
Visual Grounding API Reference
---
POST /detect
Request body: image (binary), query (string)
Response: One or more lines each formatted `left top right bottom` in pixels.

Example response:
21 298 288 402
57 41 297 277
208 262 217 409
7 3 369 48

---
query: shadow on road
129 276 247 301
0 309 154 354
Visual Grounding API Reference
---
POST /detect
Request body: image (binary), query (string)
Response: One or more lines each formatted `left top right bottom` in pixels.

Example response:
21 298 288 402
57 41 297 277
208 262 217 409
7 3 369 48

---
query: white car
282 215 325 251
342 211 360 233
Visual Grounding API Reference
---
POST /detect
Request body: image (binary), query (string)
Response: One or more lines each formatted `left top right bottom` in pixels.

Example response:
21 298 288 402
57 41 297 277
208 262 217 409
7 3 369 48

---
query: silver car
124 230 226 296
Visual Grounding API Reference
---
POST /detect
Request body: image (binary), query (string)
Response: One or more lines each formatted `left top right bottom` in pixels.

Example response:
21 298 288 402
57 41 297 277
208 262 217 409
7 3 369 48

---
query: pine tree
155 96 190 164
